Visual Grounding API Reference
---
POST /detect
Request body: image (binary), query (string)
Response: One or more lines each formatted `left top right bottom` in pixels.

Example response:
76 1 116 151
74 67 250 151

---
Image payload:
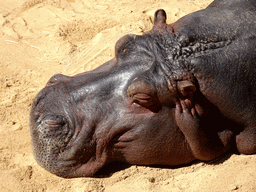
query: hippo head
30 10 200 178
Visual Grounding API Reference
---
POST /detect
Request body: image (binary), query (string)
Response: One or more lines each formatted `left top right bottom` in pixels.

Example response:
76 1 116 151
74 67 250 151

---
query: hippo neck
150 30 232 82
152 30 231 61
165 39 232 62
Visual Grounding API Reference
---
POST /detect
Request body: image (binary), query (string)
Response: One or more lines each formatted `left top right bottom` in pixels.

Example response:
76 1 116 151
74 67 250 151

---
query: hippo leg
236 127 256 155
175 99 233 161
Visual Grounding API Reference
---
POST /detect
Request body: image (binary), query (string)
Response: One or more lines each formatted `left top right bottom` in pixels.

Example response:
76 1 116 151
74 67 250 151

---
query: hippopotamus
30 0 256 178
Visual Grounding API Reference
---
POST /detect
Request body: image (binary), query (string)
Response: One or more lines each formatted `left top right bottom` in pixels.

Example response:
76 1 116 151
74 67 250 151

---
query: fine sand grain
0 0 255 191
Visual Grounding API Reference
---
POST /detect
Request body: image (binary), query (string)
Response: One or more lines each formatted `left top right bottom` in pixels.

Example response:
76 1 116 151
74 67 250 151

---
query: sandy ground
0 0 256 191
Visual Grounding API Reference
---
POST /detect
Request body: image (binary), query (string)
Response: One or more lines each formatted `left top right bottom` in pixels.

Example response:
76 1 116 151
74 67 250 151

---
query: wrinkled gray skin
30 0 256 178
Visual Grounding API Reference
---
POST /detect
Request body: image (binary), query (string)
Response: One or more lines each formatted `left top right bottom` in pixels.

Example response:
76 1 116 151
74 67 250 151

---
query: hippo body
30 0 256 178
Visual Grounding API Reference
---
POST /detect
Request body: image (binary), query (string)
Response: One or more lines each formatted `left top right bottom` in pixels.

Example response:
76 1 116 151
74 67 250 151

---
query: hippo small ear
177 80 196 98
115 34 135 58
154 9 167 26
46 74 70 86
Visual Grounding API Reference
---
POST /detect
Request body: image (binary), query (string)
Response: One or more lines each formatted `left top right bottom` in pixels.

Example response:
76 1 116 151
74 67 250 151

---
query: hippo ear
46 74 70 86
154 9 167 26
177 80 196 98
127 79 157 106
115 34 136 58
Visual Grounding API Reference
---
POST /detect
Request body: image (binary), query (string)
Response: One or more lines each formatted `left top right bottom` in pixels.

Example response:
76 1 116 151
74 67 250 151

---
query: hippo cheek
57 130 109 178
66 138 109 177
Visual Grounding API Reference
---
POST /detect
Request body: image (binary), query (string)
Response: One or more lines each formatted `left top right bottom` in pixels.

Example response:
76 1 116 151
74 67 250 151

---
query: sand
0 0 255 191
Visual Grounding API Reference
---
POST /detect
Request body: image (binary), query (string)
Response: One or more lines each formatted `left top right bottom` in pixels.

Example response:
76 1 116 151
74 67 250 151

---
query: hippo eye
43 115 66 127
133 93 157 107
127 79 158 107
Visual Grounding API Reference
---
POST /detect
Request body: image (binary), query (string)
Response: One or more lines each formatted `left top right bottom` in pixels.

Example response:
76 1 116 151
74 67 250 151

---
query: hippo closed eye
30 0 256 178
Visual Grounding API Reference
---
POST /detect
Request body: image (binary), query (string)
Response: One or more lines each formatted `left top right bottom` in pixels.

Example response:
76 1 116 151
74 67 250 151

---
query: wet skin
30 0 256 178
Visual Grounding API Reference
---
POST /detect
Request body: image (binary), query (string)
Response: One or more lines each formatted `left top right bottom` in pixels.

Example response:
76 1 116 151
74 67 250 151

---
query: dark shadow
145 161 196 169
94 162 132 178
92 150 239 178
206 142 242 165
206 152 234 165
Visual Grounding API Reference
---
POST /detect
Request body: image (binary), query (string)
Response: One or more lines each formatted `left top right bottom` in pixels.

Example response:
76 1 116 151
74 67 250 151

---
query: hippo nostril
46 74 70 86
